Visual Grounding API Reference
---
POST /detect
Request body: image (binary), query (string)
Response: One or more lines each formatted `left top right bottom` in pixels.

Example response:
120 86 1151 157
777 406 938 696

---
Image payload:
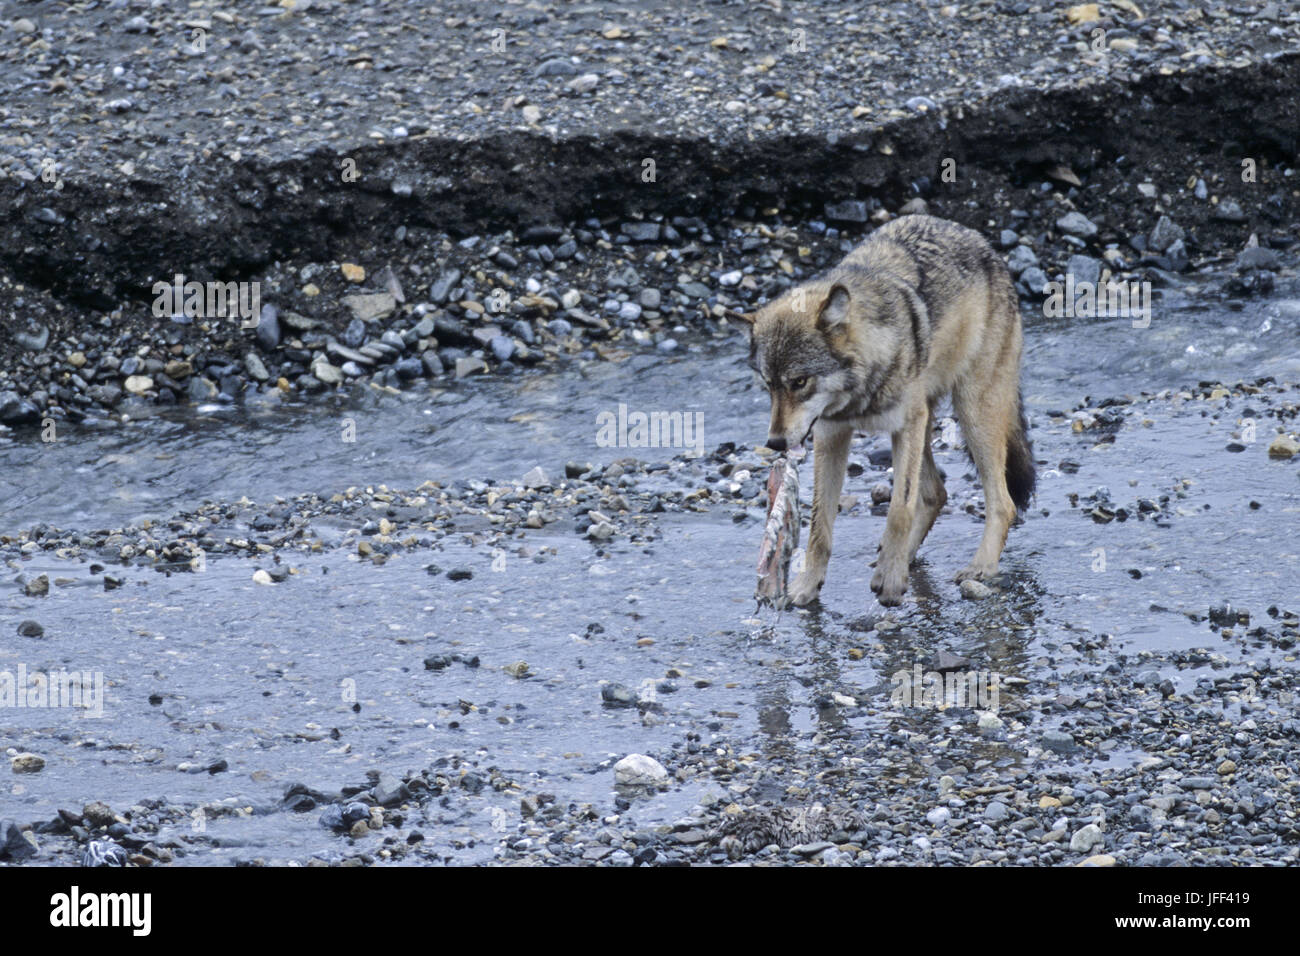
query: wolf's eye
789 377 807 391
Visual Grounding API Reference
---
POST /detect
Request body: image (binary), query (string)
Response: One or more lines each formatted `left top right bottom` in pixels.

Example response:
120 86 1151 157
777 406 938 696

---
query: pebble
11 753 45 774
312 359 343 385
536 58 579 77
1267 434 1299 459
926 807 951 827
983 801 1010 822
1069 823 1105 852
1056 211 1098 238
1041 730 1077 754
1005 245 1038 276
1066 254 1101 288
1213 199 1245 222
342 292 396 322
455 357 488 378
244 353 269 382
977 711 1005 735
490 335 515 362
825 200 869 223
1019 267 1049 296
601 683 636 706
1148 215 1184 252
622 222 660 242
15 324 49 351
80 840 127 867
521 466 549 489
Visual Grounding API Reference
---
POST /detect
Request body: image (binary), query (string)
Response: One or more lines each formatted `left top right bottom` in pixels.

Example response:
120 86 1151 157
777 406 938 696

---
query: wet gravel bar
2 1 1300 868
4 370 1300 866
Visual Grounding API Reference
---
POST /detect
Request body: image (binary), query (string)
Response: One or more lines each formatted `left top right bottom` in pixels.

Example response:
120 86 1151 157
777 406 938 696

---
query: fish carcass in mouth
755 453 802 608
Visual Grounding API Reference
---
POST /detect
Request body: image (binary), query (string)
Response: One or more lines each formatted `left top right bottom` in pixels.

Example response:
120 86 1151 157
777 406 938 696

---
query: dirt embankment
4 54 1298 313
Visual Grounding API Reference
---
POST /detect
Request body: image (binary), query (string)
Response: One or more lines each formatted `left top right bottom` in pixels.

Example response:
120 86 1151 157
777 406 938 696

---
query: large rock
0 390 40 426
0 821 38 861
614 754 668 787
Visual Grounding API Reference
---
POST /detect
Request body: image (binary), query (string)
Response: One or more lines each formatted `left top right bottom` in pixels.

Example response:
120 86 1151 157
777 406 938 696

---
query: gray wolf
732 214 1034 607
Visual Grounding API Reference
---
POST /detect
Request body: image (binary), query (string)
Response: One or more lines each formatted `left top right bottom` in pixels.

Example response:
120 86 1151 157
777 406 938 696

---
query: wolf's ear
816 284 851 332
722 307 755 327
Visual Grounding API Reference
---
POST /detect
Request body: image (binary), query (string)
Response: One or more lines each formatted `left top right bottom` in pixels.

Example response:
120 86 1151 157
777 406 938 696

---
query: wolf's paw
870 562 908 607
788 572 824 607
955 560 998 583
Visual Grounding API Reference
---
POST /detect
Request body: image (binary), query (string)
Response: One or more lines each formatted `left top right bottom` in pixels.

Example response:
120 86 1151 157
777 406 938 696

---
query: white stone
614 753 668 787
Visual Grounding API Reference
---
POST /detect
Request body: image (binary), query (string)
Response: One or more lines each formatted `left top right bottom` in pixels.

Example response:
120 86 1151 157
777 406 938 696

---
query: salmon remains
755 454 801 608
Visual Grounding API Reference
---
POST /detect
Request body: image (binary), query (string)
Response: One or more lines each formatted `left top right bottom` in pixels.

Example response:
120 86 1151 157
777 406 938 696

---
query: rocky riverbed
2 2 1300 867
3 271 1300 865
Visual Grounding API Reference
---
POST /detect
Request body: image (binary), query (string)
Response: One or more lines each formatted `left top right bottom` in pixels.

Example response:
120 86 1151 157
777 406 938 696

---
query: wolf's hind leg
952 379 1017 582
905 424 947 565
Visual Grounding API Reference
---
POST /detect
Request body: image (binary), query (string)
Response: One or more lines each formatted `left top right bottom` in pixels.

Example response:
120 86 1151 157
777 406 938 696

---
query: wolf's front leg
872 405 928 606
789 422 852 606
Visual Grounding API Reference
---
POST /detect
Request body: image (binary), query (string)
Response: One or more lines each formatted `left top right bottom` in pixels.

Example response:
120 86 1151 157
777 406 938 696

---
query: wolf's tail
1005 390 1035 511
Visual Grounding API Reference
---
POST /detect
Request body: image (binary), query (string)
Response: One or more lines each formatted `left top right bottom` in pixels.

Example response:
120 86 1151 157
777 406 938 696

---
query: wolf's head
732 278 908 451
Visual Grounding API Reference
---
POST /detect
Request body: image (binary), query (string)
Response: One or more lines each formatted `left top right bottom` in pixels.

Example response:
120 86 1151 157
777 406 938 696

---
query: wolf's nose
766 436 787 452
